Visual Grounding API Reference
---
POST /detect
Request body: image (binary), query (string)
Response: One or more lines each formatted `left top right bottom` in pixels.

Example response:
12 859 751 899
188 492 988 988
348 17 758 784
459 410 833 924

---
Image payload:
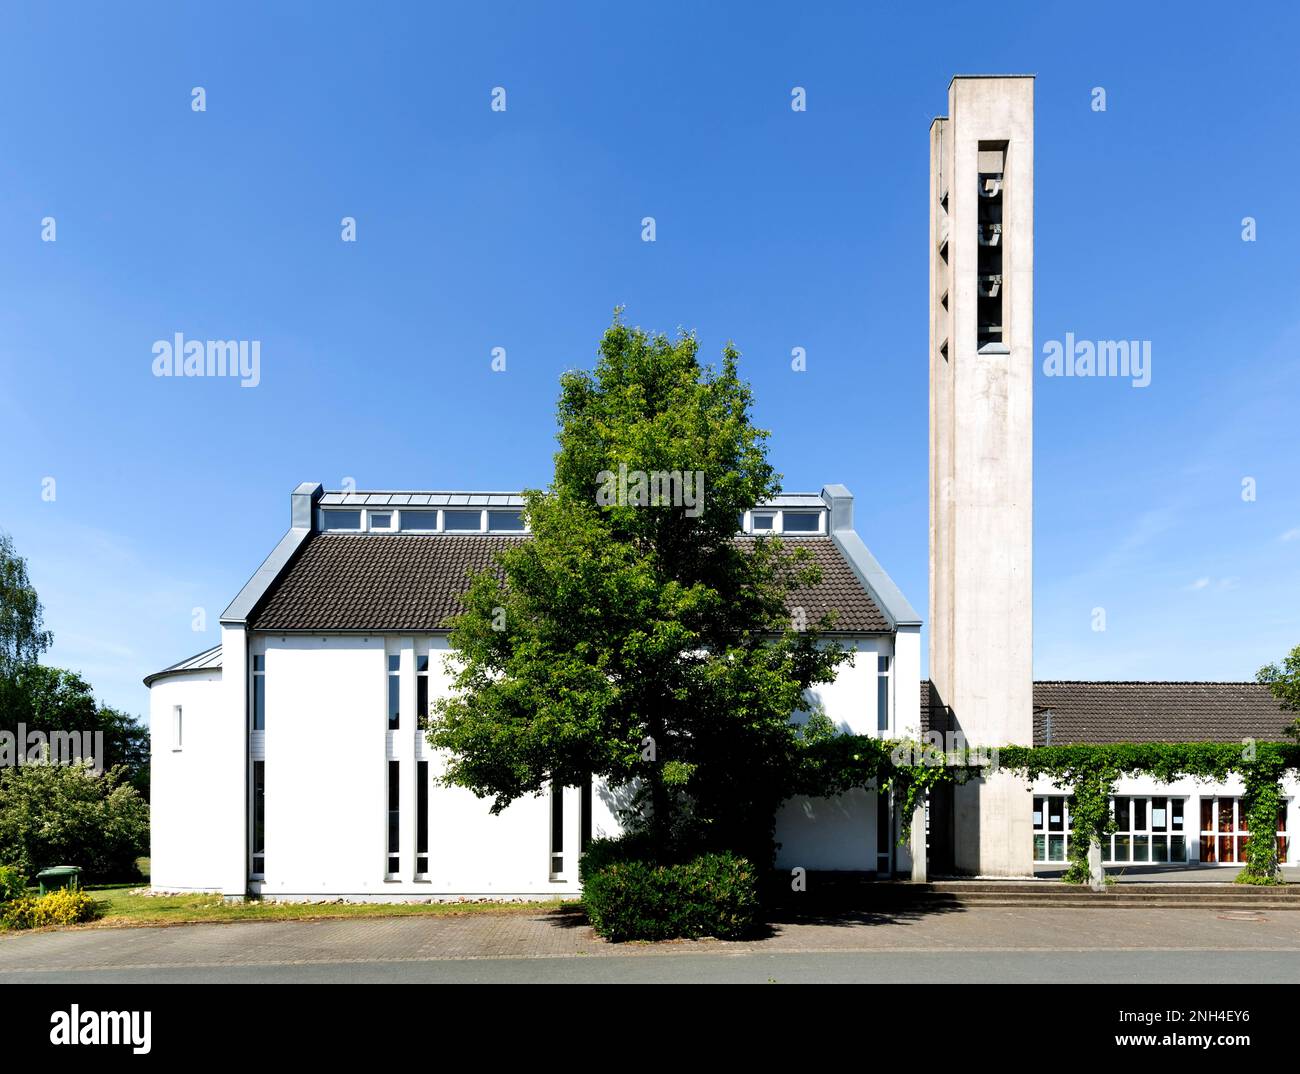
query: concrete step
778 878 1300 911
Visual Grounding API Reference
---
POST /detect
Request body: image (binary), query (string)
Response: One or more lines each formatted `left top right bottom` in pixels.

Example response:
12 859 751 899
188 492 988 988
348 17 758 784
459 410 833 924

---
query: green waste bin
36 866 81 895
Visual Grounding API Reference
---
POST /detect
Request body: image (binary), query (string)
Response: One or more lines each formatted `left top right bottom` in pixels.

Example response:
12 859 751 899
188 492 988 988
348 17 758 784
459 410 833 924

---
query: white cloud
1280 527 1300 542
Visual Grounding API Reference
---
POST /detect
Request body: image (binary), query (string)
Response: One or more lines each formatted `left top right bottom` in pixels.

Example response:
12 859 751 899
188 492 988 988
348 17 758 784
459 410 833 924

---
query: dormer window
782 512 822 534
752 512 776 532
487 510 525 532
322 509 362 532
444 510 482 532
368 511 394 531
399 510 438 532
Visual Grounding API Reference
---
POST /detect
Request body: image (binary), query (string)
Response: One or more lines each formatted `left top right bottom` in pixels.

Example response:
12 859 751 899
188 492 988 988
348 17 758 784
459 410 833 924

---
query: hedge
582 850 759 942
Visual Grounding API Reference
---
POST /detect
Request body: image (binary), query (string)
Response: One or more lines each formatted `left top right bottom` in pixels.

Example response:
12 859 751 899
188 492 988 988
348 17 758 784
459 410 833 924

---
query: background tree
0 760 148 881
1257 643 1300 740
5 665 150 797
0 531 52 682
429 316 852 864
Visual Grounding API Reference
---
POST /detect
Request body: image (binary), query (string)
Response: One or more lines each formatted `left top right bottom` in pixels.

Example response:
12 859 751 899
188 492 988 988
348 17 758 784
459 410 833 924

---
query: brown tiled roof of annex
920 679 1293 745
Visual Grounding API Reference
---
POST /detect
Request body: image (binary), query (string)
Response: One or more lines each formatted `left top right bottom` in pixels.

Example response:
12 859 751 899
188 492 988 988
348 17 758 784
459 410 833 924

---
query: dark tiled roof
250 534 889 633
252 535 526 632
919 679 1293 744
1033 681 1295 746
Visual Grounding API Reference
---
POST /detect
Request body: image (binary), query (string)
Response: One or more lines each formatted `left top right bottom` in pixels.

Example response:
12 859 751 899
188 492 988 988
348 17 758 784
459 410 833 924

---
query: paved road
3 906 1299 983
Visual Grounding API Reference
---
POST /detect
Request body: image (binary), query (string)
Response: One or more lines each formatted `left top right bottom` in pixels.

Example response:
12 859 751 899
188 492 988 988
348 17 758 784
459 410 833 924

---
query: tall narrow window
387 654 400 730
876 655 891 733
172 705 183 750
876 790 891 876
252 761 265 877
252 654 266 731
977 142 1007 351
550 782 564 877
387 761 400 875
581 777 593 852
417 761 429 876
416 654 429 729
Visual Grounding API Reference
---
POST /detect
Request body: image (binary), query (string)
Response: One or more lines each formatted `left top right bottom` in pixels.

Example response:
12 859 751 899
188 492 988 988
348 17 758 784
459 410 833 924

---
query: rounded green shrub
583 851 759 942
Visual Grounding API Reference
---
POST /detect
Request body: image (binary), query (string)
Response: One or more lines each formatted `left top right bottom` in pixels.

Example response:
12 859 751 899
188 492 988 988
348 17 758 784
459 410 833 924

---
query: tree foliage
0 531 51 681
1258 643 1300 740
429 315 852 862
0 760 148 881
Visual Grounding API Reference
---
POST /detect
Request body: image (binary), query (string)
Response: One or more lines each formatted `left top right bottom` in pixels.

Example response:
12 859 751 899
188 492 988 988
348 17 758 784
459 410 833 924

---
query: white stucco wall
148 670 231 891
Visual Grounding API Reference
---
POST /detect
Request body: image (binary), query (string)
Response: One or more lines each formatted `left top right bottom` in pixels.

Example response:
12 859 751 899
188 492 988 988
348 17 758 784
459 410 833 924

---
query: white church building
145 75 1296 898
146 486 923 898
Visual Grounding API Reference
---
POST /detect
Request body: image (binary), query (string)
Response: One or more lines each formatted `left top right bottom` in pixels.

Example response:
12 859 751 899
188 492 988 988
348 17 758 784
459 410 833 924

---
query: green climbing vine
797 737 1300 885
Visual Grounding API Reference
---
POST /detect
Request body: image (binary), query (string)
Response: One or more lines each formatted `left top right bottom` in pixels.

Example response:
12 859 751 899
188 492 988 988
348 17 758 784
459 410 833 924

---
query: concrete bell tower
928 76 1035 876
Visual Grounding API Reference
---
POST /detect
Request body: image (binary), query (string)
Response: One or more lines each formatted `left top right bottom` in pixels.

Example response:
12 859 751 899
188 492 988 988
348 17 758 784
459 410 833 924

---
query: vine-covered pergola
797 736 1300 886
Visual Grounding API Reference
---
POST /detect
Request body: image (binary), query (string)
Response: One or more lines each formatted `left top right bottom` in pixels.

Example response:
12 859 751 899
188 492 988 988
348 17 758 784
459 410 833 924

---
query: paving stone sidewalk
2 905 1299 974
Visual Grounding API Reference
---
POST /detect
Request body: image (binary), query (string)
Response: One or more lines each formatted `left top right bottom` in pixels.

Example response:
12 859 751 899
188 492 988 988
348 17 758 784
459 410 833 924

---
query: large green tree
429 316 851 863
1258 643 1300 740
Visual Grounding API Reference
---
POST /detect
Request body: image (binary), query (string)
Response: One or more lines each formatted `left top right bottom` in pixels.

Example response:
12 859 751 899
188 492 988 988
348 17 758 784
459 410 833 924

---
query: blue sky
1 1 1298 719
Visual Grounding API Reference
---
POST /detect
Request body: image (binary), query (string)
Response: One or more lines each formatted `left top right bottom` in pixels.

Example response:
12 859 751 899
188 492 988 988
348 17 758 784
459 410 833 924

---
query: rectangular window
416 654 429 729
1105 796 1187 864
1198 796 1288 864
444 510 482 531
387 760 400 875
172 705 183 750
550 782 564 878
387 654 400 730
252 654 266 731
876 790 891 876
1031 794 1071 863
399 510 438 532
417 760 429 876
322 509 362 531
252 761 265 877
581 776 593 852
369 511 393 530
751 512 775 532
487 510 525 532
782 511 821 534
876 655 891 733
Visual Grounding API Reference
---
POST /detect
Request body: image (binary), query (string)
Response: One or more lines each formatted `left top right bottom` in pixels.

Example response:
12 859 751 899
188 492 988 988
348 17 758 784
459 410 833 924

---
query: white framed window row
320 506 528 535
742 509 826 536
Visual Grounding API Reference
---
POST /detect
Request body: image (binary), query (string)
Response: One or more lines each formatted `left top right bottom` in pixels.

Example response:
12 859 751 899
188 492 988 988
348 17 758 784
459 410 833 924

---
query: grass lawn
81 885 572 928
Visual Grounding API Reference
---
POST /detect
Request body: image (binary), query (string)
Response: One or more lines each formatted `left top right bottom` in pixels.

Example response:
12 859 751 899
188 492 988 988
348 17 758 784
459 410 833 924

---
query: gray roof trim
220 525 313 624
819 483 921 629
143 644 223 687
829 528 922 628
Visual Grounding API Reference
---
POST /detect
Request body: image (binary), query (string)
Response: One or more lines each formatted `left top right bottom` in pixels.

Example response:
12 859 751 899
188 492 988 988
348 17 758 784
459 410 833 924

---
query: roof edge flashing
826 499 922 630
